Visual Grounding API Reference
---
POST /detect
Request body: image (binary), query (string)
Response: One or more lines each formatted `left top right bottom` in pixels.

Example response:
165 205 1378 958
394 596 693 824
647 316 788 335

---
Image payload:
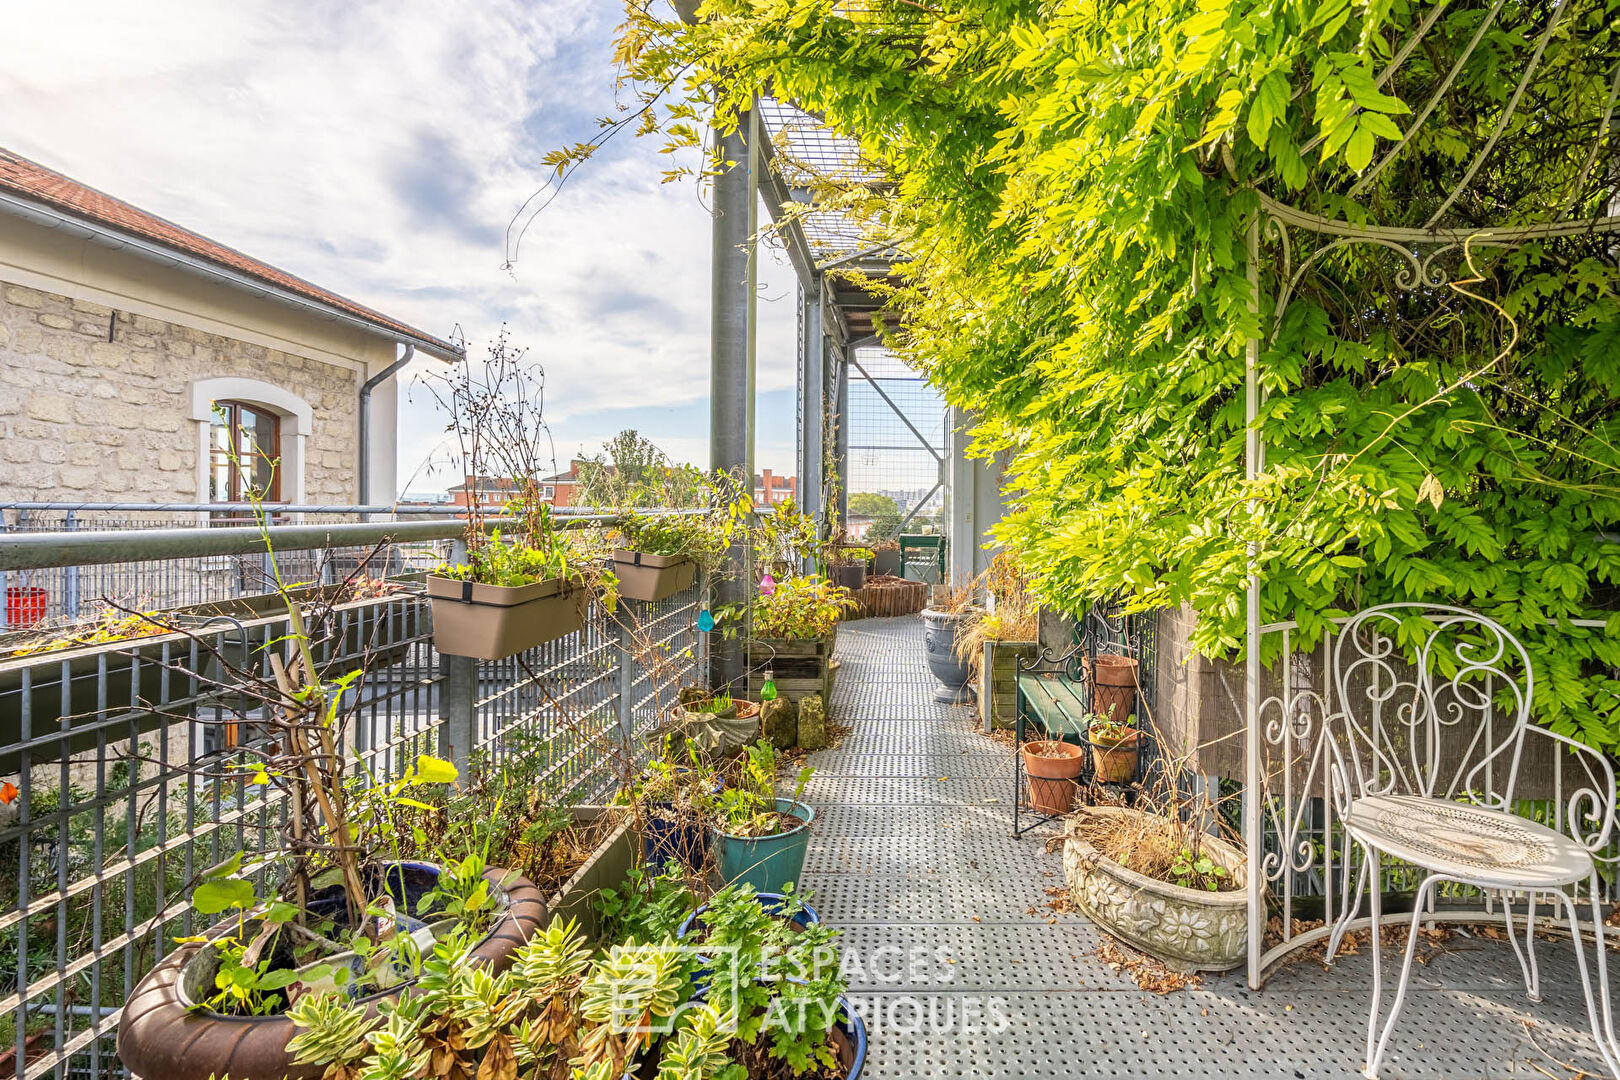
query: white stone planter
1062 806 1247 972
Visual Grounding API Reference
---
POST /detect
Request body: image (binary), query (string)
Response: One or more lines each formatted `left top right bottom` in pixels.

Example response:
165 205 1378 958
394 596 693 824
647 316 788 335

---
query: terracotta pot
612 550 697 603
1089 653 1139 724
734 699 761 720
426 575 585 660
116 865 546 1080
1089 727 1143 784
1021 740 1085 815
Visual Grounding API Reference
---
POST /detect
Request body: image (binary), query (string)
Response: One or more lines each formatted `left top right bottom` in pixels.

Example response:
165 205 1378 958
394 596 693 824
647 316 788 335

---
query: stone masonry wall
0 282 359 503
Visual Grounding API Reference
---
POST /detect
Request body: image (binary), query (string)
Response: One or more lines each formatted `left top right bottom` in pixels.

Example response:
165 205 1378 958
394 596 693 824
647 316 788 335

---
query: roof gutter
0 188 463 362
358 343 415 512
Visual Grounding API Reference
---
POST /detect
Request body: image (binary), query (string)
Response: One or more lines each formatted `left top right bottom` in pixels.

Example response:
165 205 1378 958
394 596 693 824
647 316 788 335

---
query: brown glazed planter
612 550 697 603
1089 727 1143 784
116 866 545 1080
1022 740 1085 815
1089 653 1139 724
734 700 761 720
427 575 585 660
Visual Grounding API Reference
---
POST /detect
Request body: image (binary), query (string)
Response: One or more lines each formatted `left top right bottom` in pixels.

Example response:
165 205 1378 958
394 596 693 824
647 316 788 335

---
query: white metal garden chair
1318 603 1619 1079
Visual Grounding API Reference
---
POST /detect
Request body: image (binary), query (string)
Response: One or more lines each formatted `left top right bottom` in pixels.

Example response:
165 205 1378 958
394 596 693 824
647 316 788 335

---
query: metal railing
0 515 705 1080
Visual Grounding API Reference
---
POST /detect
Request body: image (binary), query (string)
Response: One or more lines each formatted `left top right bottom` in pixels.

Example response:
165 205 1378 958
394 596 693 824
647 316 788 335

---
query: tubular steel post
710 114 753 693
63 510 80 618
439 656 478 779
616 614 635 745
1244 216 1266 990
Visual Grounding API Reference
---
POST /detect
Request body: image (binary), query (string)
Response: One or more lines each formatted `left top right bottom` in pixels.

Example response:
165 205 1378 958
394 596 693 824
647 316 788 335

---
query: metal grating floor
807 616 1614 1078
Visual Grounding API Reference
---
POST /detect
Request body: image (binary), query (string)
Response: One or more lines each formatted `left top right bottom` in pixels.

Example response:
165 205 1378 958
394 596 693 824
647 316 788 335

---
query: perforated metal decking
805 617 1612 1079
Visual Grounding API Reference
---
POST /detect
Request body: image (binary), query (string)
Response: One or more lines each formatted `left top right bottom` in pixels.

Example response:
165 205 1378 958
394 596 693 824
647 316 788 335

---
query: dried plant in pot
1060 708 1247 972
419 331 616 660
922 581 982 703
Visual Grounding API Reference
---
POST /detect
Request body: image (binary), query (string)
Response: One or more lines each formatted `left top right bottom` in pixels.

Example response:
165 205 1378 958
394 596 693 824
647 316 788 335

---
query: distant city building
754 469 796 507
448 462 585 510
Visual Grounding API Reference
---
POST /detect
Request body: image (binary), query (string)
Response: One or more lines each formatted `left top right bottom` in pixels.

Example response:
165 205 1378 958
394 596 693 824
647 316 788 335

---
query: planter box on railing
611 549 696 603
426 575 584 660
544 805 640 941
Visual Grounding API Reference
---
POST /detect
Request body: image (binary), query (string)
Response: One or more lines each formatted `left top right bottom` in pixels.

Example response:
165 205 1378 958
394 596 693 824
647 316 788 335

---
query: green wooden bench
1016 671 1092 743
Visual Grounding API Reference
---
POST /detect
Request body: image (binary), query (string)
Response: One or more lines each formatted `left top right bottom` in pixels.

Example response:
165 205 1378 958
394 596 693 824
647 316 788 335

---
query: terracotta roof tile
0 147 462 358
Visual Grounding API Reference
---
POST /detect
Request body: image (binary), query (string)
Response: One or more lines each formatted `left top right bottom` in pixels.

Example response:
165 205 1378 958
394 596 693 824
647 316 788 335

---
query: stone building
0 146 462 512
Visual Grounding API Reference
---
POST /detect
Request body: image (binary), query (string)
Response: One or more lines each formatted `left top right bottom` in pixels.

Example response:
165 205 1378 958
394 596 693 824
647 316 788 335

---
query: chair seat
1345 794 1593 889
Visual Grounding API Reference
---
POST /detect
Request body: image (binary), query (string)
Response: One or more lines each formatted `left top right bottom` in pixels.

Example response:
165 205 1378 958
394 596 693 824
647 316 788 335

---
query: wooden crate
747 630 836 703
980 639 1037 732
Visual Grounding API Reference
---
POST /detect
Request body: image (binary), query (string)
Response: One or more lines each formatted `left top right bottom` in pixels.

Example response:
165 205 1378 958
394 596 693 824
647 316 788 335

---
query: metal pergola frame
1238 1 1620 991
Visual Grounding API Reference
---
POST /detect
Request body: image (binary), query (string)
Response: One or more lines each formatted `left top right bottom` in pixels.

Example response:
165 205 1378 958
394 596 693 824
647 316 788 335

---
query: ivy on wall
603 0 1620 749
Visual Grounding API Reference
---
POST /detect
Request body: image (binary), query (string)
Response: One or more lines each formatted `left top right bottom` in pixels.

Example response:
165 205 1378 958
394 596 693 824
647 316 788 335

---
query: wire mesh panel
0 593 438 1080
844 346 946 537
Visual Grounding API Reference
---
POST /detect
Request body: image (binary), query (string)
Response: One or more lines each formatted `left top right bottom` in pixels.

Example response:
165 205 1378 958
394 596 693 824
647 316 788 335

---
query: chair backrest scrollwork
1329 603 1534 811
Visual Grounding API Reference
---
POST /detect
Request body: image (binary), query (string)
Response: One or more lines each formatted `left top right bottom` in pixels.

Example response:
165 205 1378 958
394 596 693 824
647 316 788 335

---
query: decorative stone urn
1062 806 1247 972
920 606 980 703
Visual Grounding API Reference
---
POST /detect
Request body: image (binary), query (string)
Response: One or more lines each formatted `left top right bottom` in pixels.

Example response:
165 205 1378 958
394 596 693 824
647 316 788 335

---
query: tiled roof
0 147 463 359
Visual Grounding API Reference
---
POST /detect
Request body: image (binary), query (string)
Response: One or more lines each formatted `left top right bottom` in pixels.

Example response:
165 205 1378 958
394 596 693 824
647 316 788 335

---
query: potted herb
710 741 816 894
746 575 855 703
1021 739 1085 815
677 887 865 1080
921 582 982 703
1086 712 1144 783
677 882 820 943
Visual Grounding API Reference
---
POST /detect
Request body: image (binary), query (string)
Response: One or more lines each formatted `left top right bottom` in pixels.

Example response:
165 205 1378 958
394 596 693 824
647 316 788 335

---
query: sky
0 0 801 498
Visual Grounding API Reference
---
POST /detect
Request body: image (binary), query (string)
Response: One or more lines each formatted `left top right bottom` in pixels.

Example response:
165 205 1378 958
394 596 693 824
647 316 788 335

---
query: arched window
209 401 282 503
189 377 313 513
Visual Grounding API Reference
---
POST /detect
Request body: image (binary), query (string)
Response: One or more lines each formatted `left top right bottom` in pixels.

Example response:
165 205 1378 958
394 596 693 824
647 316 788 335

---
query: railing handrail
0 501 664 516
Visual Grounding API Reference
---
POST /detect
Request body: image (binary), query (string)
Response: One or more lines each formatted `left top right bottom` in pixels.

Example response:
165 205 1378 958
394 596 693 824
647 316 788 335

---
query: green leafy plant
594 864 698 945
714 742 814 839
691 884 847 1076
616 511 730 572
1170 849 1232 892
752 576 856 640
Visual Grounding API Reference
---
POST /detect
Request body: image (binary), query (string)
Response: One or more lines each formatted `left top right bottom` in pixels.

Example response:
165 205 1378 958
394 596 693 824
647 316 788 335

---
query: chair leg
1363 848 1384 1079
1327 848 1368 964
1366 873 1442 1080
1501 892 1542 1002
1547 888 1620 1080
1582 875 1620 1071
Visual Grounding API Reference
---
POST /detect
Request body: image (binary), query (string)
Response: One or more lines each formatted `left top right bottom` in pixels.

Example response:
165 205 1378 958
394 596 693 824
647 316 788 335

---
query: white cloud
0 0 803 493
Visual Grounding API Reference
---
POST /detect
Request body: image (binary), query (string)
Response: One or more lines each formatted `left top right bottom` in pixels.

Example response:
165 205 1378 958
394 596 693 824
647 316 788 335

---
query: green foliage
1170 849 1233 893
714 742 814 838
754 499 828 574
594 864 698 944
848 492 902 543
606 0 1620 755
752 575 856 640
616 511 731 572
693 884 846 1075
433 525 572 589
